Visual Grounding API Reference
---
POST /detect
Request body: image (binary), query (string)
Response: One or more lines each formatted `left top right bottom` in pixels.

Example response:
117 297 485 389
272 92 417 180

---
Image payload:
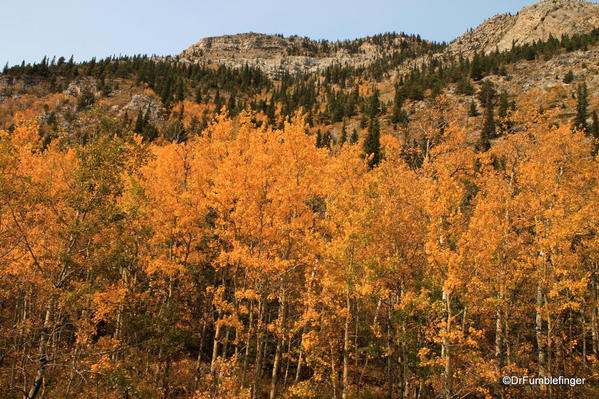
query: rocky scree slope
447 0 599 58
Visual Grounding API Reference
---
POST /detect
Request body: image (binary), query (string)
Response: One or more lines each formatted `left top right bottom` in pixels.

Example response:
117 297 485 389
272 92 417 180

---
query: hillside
1 3 599 398
177 32 440 78
447 0 599 57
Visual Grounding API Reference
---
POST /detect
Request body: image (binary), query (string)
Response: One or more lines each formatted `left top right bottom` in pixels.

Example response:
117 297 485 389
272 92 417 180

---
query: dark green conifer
563 70 575 84
363 118 381 168
574 82 589 133
592 111 599 140
456 76 475 95
498 91 509 118
176 80 185 102
367 89 381 119
227 93 237 115
468 101 479 117
195 86 202 104
480 102 495 151
340 122 347 145
350 128 359 144
134 110 145 133
478 81 496 108
592 111 599 154
316 129 323 148
214 89 223 113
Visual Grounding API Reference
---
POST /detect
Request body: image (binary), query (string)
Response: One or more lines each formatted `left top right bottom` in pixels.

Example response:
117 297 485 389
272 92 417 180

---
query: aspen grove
1 100 598 399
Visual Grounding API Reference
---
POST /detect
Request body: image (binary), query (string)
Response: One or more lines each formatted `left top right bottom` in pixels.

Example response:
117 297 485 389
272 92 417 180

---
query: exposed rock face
179 32 414 78
448 0 599 57
62 80 101 97
122 94 165 122
178 1 599 78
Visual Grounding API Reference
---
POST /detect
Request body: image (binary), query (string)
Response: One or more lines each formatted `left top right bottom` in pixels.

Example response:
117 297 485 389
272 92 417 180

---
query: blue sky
1 0 595 67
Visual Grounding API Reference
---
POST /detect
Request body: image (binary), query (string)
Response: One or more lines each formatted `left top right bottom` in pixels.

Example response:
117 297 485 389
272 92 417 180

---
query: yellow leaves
301 330 319 352
234 288 259 302
417 347 433 363
7 119 41 153
90 354 114 374
92 286 127 323
145 257 186 277
284 381 319 399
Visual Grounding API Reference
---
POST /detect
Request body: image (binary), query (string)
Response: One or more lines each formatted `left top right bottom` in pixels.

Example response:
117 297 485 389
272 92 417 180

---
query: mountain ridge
176 0 599 77
447 0 599 57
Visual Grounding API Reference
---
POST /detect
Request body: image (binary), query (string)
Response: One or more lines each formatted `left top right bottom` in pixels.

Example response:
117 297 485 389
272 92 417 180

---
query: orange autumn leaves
0 103 598 399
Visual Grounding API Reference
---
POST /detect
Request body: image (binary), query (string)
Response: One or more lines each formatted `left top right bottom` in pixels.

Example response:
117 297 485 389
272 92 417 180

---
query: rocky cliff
177 1 599 77
448 0 599 57
178 32 423 78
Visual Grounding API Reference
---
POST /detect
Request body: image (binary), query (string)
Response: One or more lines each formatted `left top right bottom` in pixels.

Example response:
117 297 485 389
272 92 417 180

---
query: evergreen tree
498 91 509 118
360 115 368 129
350 128 359 144
363 118 381 168
497 91 511 134
592 111 599 140
195 86 202 104
391 98 409 127
339 123 347 145
470 53 484 81
134 110 145 133
214 89 223 113
478 81 496 108
227 93 237 115
563 70 575 84
176 80 185 102
322 130 333 149
456 76 475 95
367 89 382 119
77 88 95 110
468 101 479 117
160 78 173 107
592 111 599 154
142 112 158 142
574 82 589 133
480 102 495 151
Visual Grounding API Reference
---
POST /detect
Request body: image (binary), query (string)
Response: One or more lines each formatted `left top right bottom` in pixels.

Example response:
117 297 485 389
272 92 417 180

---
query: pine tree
591 111 599 154
176 80 185 102
456 76 475 95
592 111 599 140
360 115 368 129
480 101 495 151
316 129 323 148
134 110 145 133
470 53 484 81
497 91 510 134
322 130 333 149
563 70 574 84
391 101 409 127
478 81 496 108
363 118 381 168
214 89 223 113
350 128 359 144
195 86 202 104
340 123 347 145
498 91 509 119
468 101 479 117
227 93 237 115
574 82 589 133
367 89 381 119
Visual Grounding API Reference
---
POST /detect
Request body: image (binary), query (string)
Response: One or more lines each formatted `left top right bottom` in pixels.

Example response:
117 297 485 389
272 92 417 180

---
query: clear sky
1 0 596 67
